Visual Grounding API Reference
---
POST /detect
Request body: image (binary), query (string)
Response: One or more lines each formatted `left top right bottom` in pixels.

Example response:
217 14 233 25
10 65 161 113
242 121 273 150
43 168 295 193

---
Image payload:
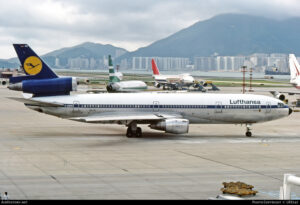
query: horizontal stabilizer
8 97 64 107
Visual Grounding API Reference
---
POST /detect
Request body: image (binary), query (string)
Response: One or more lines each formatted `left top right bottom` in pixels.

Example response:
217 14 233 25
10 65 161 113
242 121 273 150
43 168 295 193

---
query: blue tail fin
10 44 58 84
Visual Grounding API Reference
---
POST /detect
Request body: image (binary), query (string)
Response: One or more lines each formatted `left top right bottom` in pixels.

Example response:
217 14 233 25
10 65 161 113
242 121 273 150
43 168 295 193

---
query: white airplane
269 54 300 101
106 55 148 92
151 59 195 90
289 54 300 89
9 44 292 138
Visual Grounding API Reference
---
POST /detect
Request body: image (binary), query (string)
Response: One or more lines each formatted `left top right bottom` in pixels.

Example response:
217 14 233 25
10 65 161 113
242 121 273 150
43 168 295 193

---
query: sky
0 0 300 59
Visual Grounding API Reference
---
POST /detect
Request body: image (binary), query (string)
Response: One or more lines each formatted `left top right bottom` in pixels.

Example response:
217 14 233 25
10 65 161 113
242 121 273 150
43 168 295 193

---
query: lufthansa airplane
8 44 292 138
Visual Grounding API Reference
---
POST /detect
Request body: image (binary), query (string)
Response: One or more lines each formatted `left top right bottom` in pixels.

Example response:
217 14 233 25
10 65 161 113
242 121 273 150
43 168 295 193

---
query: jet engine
1 80 7 86
154 82 161 88
106 83 120 92
8 77 77 96
150 119 189 134
270 91 285 101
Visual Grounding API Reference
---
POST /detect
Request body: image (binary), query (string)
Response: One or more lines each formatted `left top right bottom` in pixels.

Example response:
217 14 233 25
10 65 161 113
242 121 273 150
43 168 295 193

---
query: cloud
0 0 300 59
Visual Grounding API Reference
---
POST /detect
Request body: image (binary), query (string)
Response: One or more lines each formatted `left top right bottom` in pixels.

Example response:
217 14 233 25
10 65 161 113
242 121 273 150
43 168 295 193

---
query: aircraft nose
289 107 293 115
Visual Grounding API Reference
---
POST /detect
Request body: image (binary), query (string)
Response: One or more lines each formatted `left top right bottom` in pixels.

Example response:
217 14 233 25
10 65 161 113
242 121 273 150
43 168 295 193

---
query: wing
69 112 182 124
275 91 300 95
8 97 64 107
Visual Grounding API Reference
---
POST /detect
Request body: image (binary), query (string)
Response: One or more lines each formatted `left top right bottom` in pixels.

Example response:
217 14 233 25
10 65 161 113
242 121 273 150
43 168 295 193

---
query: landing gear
126 122 142 138
245 124 252 137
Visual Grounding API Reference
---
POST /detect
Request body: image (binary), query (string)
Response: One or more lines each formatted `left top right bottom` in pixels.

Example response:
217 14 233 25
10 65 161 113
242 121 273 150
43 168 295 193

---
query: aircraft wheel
126 127 133 138
245 131 252 137
136 127 142 138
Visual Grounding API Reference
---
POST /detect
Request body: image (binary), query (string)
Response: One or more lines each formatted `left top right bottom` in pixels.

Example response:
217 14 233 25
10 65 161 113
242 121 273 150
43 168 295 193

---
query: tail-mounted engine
8 77 77 96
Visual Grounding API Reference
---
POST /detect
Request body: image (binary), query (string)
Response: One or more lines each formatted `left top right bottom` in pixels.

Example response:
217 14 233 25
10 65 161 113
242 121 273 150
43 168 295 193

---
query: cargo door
266 102 271 113
153 101 159 112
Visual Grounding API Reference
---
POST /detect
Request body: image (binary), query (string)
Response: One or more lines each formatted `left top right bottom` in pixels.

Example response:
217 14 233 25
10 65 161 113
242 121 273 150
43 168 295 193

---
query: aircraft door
153 101 159 112
73 101 80 112
266 102 271 113
215 101 222 113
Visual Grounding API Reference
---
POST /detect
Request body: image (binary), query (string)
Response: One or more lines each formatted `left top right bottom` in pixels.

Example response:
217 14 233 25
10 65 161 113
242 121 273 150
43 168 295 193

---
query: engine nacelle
154 82 161 88
275 93 285 101
106 83 120 92
270 91 285 101
8 77 77 96
150 119 189 134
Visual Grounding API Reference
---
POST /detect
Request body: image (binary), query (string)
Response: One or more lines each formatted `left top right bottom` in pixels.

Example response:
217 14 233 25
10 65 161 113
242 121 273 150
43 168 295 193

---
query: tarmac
0 86 300 200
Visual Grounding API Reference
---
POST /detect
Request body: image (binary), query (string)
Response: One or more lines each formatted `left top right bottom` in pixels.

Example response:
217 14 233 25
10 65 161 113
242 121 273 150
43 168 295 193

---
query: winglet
151 59 160 75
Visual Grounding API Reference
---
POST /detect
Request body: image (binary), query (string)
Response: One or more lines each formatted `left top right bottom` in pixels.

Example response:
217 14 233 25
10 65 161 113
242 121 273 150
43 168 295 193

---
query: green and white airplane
106 55 148 92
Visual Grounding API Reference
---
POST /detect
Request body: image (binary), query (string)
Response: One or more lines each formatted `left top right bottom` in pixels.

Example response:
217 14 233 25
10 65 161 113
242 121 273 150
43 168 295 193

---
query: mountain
0 59 19 69
43 42 128 68
119 14 300 60
0 42 128 68
2 14 300 69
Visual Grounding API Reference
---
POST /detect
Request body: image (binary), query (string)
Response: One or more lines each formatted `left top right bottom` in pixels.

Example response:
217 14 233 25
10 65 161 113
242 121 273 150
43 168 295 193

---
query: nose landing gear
245 124 252 137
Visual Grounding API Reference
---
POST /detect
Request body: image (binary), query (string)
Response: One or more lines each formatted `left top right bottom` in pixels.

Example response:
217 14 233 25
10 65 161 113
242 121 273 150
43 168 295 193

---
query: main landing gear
245 124 252 137
126 122 142 138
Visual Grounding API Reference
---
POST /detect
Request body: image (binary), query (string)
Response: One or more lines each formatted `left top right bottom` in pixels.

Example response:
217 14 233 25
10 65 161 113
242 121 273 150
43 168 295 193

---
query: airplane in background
151 59 195 90
106 55 148 92
151 59 219 91
289 54 300 89
269 54 300 101
8 44 292 138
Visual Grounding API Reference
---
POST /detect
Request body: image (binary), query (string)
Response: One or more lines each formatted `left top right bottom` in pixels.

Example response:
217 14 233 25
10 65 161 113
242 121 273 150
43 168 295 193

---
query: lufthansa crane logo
23 56 42 75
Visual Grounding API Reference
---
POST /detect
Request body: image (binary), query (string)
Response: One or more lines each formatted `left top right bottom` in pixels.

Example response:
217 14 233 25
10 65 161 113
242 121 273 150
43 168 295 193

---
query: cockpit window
278 103 284 108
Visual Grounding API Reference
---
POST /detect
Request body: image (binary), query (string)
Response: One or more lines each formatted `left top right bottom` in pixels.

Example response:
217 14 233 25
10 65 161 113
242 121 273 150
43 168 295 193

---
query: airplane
269 54 300 101
151 59 195 90
289 54 300 89
106 55 148 92
151 59 219 91
8 44 292 138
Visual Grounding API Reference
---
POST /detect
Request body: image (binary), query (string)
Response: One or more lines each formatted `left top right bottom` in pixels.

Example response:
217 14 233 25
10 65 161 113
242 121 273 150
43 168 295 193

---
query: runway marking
176 150 281 182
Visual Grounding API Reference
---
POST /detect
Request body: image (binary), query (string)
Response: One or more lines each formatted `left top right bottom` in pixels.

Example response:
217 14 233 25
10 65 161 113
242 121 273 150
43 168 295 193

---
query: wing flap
69 112 182 123
8 97 64 107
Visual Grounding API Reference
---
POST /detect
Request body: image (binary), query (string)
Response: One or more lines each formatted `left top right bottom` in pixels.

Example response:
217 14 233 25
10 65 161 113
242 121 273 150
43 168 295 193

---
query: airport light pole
241 66 247 94
249 67 253 92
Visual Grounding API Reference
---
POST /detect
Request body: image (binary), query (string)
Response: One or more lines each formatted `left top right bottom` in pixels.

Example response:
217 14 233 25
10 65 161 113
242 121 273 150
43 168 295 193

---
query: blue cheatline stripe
66 104 289 109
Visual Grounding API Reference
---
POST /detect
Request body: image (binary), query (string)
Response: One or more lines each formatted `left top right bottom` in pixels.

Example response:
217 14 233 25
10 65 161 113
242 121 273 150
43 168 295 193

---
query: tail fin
289 54 300 84
10 44 58 84
108 55 120 83
151 59 160 75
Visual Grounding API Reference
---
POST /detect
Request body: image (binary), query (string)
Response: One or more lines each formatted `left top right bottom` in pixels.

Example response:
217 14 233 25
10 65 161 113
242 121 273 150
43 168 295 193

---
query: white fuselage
27 92 290 124
289 54 300 89
153 74 194 86
109 80 148 92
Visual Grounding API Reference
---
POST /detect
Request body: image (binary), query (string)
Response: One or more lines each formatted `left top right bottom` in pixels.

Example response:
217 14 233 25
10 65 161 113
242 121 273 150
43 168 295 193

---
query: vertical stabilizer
289 54 300 85
151 59 160 75
108 55 120 83
10 44 58 84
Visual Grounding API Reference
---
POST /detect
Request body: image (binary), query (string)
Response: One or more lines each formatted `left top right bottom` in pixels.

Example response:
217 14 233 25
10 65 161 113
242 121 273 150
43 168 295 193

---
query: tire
136 127 142 138
246 131 252 137
126 127 133 138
